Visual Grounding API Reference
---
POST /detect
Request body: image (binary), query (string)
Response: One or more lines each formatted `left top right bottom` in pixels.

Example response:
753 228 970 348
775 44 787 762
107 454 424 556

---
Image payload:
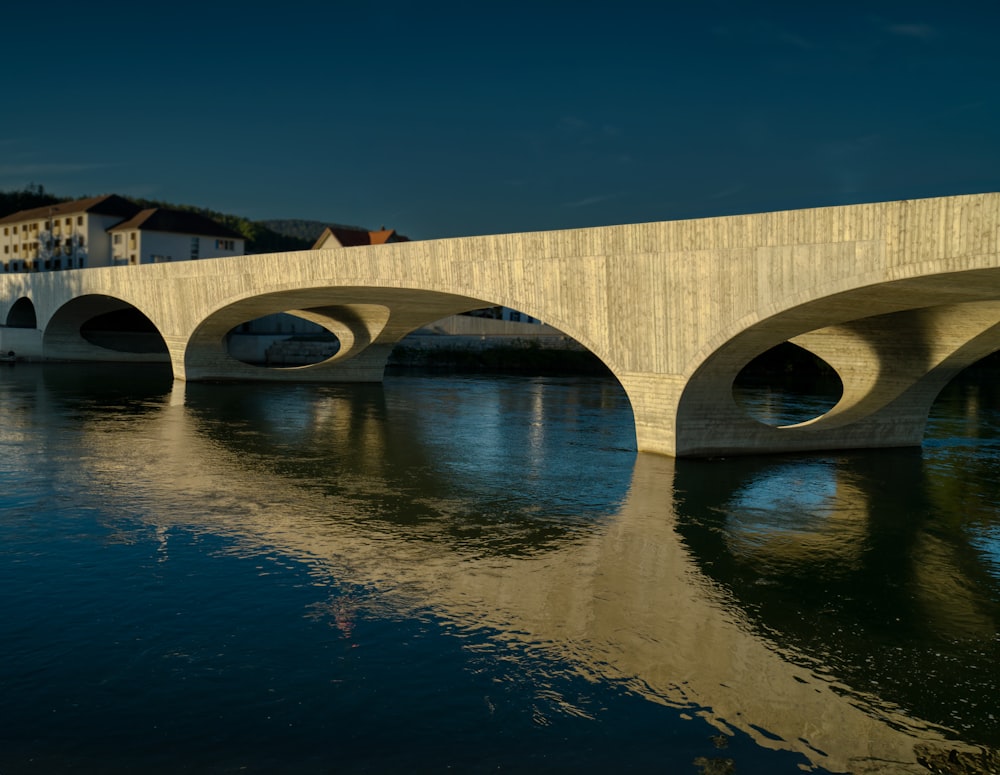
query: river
0 363 997 774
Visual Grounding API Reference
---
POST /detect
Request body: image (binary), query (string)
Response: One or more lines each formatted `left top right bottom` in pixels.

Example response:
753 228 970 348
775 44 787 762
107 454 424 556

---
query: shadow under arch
182 285 623 388
733 342 843 426
43 294 169 362
6 297 37 328
676 292 1000 456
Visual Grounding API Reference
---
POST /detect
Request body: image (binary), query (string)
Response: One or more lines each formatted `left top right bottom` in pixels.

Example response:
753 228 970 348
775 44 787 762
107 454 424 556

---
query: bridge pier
617 371 687 457
666 302 1000 457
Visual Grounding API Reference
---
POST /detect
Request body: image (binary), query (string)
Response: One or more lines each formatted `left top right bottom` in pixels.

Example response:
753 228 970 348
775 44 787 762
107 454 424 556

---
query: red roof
312 225 410 249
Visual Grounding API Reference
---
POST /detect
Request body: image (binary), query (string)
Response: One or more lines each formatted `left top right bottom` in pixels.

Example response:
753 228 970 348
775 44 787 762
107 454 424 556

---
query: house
310 222 536 325
0 194 139 272
312 226 408 249
0 194 245 273
107 208 244 265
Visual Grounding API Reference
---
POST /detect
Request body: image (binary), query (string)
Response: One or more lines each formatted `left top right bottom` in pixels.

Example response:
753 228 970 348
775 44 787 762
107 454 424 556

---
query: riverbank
388 337 611 375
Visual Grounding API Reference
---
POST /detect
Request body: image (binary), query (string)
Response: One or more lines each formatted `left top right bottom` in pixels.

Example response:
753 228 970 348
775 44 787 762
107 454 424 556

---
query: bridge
1 192 998 457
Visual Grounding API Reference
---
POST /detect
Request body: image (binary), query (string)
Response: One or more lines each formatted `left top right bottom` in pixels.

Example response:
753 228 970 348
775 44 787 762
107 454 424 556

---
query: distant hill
0 186 385 255
259 219 329 243
259 219 368 244
0 184 64 217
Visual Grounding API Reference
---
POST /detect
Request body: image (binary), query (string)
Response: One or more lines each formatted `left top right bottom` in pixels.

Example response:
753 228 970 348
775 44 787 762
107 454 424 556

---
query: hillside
259 219 368 244
0 184 63 217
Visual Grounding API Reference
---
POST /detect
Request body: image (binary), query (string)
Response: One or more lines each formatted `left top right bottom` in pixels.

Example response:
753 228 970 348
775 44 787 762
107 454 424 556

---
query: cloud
712 21 813 50
559 116 589 132
709 184 747 200
115 183 164 199
886 23 936 39
0 162 117 177
562 193 622 209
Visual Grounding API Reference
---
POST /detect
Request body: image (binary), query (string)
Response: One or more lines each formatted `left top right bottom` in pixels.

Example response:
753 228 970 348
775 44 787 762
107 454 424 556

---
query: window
77 216 83 226
2 227 7 236
64 217 71 226
113 234 122 244
190 237 199 259
12 226 17 234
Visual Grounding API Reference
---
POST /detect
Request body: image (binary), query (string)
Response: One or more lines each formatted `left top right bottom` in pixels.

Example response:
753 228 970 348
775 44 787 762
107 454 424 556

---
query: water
1 364 998 774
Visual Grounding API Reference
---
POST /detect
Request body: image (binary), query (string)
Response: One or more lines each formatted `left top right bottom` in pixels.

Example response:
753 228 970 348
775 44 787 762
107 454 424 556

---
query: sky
1 1 997 240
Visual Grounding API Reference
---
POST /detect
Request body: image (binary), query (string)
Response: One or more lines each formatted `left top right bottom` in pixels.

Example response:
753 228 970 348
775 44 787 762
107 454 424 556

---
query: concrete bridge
1 192 998 457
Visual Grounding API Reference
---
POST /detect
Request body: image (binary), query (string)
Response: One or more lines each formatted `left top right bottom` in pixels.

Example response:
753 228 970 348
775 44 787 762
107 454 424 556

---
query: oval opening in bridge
733 343 842 426
80 308 168 354
226 313 340 367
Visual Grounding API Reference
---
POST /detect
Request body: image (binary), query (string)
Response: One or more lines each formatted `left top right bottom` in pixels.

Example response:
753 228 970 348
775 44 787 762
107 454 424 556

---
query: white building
0 194 139 272
0 194 245 273
107 208 244 265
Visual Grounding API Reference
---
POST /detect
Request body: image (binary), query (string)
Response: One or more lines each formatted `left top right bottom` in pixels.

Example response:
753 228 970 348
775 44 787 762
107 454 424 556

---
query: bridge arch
6 297 37 329
43 294 169 362
675 272 1000 456
179 284 622 385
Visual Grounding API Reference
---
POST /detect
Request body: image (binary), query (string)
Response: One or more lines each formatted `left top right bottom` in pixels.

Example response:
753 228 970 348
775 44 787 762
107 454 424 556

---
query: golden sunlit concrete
2 193 999 456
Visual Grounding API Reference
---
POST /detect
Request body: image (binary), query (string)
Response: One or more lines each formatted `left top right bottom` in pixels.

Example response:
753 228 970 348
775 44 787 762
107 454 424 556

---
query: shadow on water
673 365 1000 769
674 451 1000 741
2 363 999 772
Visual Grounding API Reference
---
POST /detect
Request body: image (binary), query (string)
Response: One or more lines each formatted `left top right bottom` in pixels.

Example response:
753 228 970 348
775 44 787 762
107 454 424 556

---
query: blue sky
1 1 997 239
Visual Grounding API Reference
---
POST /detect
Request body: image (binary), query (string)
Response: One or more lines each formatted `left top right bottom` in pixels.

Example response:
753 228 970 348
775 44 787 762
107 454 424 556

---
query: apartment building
0 194 245 272
107 207 244 266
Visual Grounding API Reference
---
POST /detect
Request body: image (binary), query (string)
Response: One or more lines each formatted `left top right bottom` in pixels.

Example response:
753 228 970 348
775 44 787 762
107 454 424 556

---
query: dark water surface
1 364 997 774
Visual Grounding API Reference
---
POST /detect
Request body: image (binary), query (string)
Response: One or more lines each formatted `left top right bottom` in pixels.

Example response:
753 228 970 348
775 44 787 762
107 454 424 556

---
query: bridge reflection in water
22 367 990 774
